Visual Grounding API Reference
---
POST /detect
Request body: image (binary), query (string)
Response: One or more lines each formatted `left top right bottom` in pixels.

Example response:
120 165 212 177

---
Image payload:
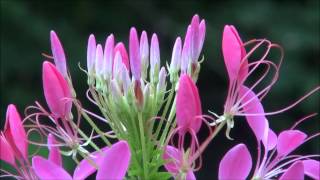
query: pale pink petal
96 141 131 180
0 135 15 166
176 75 202 134
140 30 149 71
279 161 304 180
163 145 182 174
103 34 114 79
181 26 191 73
47 134 62 166
239 86 268 142
32 156 72 180
73 146 109 180
4 104 28 160
170 37 182 72
303 159 320 180
198 19 206 57
277 130 307 157
114 42 130 71
190 14 200 62
267 128 277 150
150 33 160 77
42 61 72 119
129 27 141 80
219 144 252 180
95 44 104 76
87 34 96 74
50 31 67 78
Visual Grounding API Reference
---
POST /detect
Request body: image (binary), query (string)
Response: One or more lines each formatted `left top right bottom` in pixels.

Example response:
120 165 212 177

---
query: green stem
154 87 175 140
138 112 148 179
159 97 177 146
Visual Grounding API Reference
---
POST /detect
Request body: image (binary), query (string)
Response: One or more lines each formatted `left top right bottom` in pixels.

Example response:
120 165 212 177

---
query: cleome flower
218 115 319 180
0 105 37 179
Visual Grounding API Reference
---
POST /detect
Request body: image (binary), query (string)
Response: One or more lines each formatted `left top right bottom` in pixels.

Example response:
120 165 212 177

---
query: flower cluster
1 14 319 180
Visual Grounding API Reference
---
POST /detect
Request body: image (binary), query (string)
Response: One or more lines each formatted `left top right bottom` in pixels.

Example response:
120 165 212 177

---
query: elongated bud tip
87 34 96 75
129 27 141 80
50 30 67 78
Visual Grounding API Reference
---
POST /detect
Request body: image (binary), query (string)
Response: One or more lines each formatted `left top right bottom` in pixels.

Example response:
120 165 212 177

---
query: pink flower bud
42 61 72 119
87 34 96 75
181 26 191 74
114 42 130 71
140 31 149 79
176 74 202 134
150 33 160 82
104 34 115 80
50 31 68 78
95 44 104 77
129 27 141 80
170 37 182 73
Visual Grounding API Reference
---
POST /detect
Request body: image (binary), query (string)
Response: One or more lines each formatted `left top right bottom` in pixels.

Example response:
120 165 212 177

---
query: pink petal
267 128 277 150
0 135 15 166
129 27 141 80
279 161 304 180
277 130 307 157
32 156 72 180
50 31 67 78
222 25 247 81
42 61 72 119
73 146 109 180
239 86 268 142
186 171 196 180
4 104 28 160
96 141 131 180
176 75 202 134
219 144 252 180
87 34 96 74
303 159 320 180
163 145 182 174
47 134 62 166
114 42 130 71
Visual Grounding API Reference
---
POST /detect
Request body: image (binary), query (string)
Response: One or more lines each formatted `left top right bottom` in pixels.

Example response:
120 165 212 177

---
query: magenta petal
0 135 15 166
96 141 131 180
47 134 62 166
163 145 182 174
239 86 268 143
129 27 141 80
219 144 252 180
181 26 191 73
50 31 67 77
303 159 320 180
277 130 307 157
73 146 109 180
5 104 28 160
32 156 72 180
267 128 277 150
42 61 72 119
176 75 202 134
186 171 196 180
190 14 200 62
279 161 304 180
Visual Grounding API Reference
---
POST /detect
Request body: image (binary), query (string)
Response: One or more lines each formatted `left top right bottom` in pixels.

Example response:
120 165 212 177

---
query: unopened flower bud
50 31 68 78
150 33 160 84
104 34 114 81
140 31 149 80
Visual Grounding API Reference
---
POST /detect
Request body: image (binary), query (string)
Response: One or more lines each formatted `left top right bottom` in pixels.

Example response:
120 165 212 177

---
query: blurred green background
1 0 319 179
